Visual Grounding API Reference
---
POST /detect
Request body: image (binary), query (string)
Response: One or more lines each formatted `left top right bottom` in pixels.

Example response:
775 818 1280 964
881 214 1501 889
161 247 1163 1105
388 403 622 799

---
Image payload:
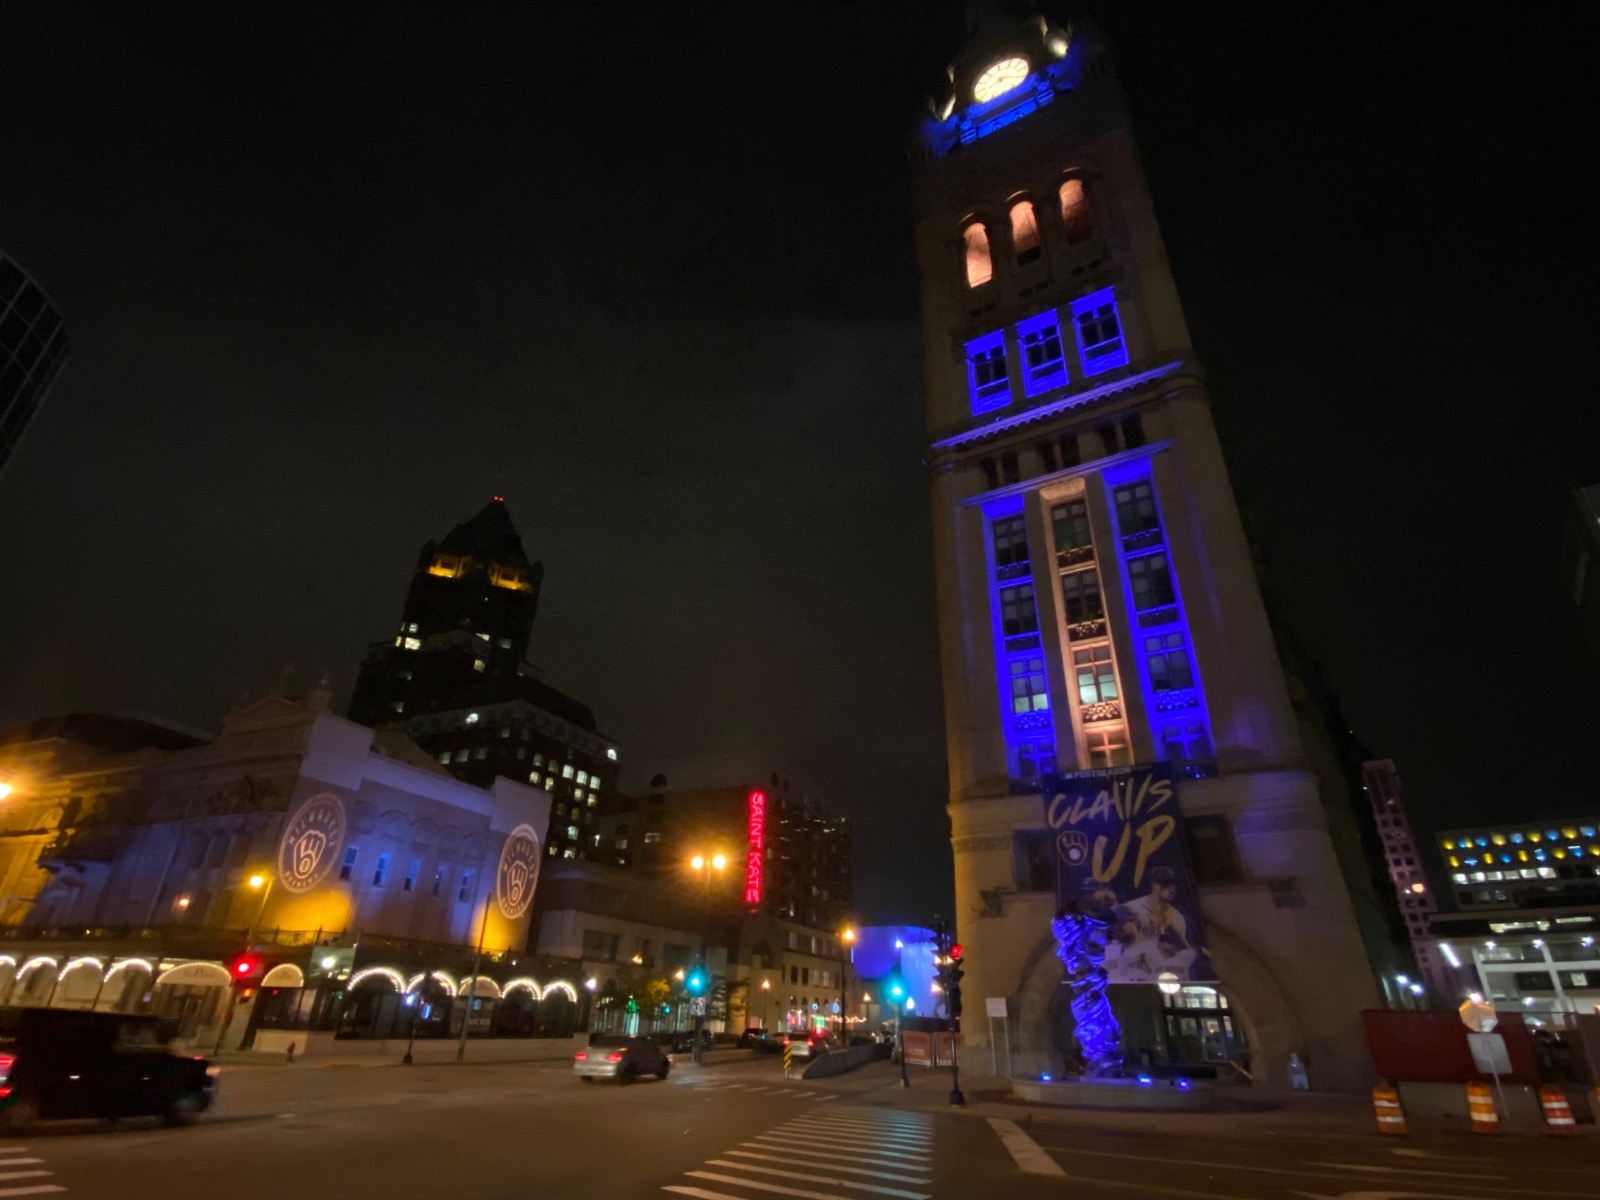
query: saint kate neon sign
744 789 766 905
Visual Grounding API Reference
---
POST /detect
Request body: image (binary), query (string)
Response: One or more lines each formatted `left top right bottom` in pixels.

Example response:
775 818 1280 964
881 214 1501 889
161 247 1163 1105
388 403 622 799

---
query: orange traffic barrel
1466 1081 1501 1134
1539 1085 1577 1135
1371 1085 1406 1135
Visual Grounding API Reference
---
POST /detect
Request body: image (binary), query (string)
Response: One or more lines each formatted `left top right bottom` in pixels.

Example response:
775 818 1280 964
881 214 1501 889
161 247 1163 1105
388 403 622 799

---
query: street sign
689 996 707 1017
1467 1032 1511 1075
1459 997 1497 1033
985 996 1007 1018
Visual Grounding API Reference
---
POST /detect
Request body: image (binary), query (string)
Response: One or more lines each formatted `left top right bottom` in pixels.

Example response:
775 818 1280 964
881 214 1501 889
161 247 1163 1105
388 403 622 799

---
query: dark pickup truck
0 1007 217 1128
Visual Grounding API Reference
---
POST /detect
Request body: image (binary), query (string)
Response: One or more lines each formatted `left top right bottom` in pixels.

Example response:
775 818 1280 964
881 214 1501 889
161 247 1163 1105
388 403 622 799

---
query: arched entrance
336 967 407 1039
152 962 232 1040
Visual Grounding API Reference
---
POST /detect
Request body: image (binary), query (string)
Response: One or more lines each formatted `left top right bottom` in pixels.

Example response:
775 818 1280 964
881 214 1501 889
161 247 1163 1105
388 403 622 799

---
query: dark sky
1 3 1596 924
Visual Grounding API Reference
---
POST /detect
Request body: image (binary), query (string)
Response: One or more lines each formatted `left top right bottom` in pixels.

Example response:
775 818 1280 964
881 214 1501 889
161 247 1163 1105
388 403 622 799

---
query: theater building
0 693 576 1050
915 8 1381 1088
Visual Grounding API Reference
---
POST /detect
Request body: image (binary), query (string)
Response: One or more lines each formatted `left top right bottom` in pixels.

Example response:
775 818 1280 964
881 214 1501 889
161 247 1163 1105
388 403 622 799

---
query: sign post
1460 997 1508 1125
985 996 1009 1078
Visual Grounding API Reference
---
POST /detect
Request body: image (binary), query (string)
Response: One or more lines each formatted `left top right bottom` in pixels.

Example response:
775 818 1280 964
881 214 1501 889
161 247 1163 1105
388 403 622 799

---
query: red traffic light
231 956 261 979
950 944 963 960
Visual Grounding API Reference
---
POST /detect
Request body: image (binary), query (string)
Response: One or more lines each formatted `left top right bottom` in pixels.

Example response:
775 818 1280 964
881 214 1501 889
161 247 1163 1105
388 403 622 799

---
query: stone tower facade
913 7 1380 1089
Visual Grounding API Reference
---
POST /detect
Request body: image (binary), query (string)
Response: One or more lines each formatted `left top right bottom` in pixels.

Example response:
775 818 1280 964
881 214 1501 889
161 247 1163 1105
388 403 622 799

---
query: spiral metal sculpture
1052 904 1123 1078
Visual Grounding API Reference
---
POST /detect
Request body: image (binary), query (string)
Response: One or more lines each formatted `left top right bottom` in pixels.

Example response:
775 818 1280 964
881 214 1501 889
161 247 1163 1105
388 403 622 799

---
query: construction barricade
1371 1084 1406 1135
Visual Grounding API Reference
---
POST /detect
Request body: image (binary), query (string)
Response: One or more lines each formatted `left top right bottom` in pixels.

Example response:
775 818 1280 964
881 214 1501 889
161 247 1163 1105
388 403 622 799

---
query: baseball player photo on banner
1042 764 1215 984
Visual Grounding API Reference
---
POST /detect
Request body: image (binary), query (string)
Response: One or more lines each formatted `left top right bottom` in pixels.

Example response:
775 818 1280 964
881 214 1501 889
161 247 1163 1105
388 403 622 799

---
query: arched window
962 224 993 287
1059 179 1093 244
1010 201 1041 264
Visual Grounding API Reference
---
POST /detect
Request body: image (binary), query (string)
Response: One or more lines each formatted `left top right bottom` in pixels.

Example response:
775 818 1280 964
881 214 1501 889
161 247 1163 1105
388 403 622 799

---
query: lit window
440 751 453 765
498 637 511 649
577 770 590 785
1126 553 1175 611
465 713 480 725
1060 568 1103 622
545 775 556 789
992 515 1029 567
1008 655 1050 714
587 795 597 808
1059 179 1093 243
458 870 474 903
407 622 419 634
963 223 993 287
1051 501 1092 554
1086 728 1131 768
644 832 662 844
563 848 576 859
1159 721 1212 763
1017 311 1068 395
532 753 544 768
372 853 390 887
339 846 359 882
606 747 618 761
403 858 420 892
617 837 629 850
1074 645 1118 705
965 332 1010 414
567 825 580 840
498 725 511 739
1010 201 1041 264
562 764 575 779
1145 633 1193 691
1071 286 1129 374
573 788 585 803
474 747 488 761
515 747 526 760
401 637 422 650
999 583 1039 636
473 658 486 673
476 632 490 642
1113 482 1160 535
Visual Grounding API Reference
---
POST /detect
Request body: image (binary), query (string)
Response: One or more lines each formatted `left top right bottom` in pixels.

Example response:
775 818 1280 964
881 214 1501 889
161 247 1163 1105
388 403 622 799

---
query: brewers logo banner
494 824 542 920
1042 765 1214 984
276 793 347 894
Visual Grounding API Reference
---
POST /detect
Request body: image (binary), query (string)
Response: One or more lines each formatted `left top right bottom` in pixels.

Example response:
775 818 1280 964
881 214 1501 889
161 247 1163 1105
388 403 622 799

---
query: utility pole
457 871 492 1063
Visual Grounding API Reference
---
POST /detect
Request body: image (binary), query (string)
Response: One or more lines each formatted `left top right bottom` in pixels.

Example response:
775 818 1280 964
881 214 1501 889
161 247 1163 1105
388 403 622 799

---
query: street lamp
687 851 728 1065
0 782 13 802
761 978 772 1030
890 982 909 1089
838 926 855 1043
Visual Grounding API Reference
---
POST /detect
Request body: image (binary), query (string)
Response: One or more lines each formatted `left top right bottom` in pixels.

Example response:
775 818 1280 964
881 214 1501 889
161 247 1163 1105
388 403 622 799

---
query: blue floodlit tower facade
918 6 1380 1089
0 248 70 483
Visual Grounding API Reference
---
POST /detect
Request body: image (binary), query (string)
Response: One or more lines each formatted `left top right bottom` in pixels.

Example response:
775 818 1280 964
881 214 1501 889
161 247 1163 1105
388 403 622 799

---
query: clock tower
915 6 1382 1089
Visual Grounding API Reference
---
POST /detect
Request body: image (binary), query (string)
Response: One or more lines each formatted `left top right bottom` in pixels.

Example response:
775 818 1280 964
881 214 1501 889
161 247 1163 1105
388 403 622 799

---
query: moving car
667 1028 714 1054
574 1035 670 1084
738 1027 781 1052
783 1031 836 1060
0 1007 217 1128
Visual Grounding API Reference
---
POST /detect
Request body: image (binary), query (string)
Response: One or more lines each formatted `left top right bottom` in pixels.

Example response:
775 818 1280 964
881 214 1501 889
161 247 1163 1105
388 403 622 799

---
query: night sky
1 3 1596 925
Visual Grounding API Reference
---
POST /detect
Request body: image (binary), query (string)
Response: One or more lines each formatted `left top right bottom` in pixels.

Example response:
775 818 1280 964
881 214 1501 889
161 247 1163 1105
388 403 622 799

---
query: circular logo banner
276 792 347 894
495 823 541 919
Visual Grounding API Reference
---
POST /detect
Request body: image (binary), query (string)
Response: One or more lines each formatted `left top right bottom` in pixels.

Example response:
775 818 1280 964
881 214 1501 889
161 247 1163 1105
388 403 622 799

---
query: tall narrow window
432 868 446 897
1016 739 1057 780
1074 645 1118 704
458 870 474 904
966 332 1010 413
372 853 390 887
1145 632 1194 691
1060 568 1103 622
999 583 1039 636
1071 286 1129 374
992 516 1030 567
1009 656 1050 713
1127 552 1176 610
963 224 993 287
1059 179 1094 243
1113 482 1160 534
1087 728 1132 768
403 858 421 893
1010 201 1041 264
1051 501 1092 554
1016 310 1067 394
339 846 359 882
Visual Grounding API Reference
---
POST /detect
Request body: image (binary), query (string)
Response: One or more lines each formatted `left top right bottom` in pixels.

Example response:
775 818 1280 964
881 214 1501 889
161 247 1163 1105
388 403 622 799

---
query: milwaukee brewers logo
494 823 541 919
276 793 346 894
1057 828 1090 867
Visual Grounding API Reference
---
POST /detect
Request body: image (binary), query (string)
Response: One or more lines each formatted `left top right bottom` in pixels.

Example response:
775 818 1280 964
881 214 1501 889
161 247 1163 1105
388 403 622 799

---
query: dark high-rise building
0 248 70 481
348 498 619 864
1562 482 1600 664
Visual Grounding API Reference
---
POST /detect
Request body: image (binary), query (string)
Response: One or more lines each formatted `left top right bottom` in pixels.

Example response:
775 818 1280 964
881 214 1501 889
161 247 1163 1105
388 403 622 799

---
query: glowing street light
0 782 13 802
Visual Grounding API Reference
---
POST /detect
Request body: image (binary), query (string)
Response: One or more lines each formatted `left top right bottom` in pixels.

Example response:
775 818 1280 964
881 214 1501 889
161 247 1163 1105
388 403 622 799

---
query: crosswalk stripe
985 1116 1065 1178
780 1121 930 1143
687 1169 861 1200
0 1188 65 1198
664 1186 746 1200
742 1142 924 1171
723 1150 931 1185
751 1134 922 1160
788 1115 930 1130
703 1159 929 1199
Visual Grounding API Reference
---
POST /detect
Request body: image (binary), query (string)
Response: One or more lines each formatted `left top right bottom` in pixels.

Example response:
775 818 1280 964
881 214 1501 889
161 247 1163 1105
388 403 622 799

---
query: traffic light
685 968 707 996
945 943 965 1019
229 955 264 999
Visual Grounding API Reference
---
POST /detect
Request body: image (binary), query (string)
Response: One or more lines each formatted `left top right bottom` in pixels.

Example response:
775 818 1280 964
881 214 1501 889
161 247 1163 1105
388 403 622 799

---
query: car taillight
0 1053 13 1082
605 1052 624 1062
574 1052 587 1060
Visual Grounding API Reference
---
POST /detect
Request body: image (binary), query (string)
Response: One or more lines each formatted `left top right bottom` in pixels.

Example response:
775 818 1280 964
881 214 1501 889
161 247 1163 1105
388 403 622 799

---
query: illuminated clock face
974 56 1030 103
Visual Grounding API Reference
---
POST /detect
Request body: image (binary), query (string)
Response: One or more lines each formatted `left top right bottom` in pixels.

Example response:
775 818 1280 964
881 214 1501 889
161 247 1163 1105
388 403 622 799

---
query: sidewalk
836 1061 1595 1140
212 1042 756 1071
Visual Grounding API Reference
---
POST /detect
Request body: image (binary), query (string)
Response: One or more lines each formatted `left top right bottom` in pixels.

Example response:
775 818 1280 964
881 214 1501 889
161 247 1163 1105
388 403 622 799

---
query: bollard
1539 1085 1577 1135
1371 1084 1406 1136
286 1040 296 1064
782 1040 794 1080
1465 1081 1501 1134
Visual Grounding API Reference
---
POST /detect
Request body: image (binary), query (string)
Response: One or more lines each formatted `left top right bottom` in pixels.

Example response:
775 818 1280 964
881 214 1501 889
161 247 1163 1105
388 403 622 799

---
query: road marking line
784 1118 931 1135
0 1164 42 1169
752 1134 921 1159
723 1149 931 1184
688 1169 863 1200
664 1186 747 1200
1308 1161 1508 1181
986 1117 1065 1178
778 1126 931 1147
742 1142 923 1171
0 1188 65 1198
790 1115 929 1129
704 1160 929 1199
815 1095 835 1102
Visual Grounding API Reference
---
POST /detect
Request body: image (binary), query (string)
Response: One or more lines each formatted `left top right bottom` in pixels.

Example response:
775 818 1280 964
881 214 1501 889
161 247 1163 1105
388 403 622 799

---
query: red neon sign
744 789 766 906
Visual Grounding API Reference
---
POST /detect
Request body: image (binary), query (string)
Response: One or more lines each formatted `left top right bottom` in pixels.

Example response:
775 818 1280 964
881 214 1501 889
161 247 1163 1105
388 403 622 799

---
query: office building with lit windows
0 247 70 481
348 498 620 863
1362 759 1452 1002
1438 819 1600 910
918 8 1380 1088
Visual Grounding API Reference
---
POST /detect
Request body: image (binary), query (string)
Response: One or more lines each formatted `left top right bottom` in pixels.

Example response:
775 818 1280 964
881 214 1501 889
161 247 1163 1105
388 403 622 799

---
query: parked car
667 1028 714 1054
574 1035 671 1083
783 1031 837 1060
0 1007 217 1128
738 1027 781 1052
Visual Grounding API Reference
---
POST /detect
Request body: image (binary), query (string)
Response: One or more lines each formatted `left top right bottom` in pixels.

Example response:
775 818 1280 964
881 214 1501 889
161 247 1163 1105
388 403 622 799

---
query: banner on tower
1041 764 1215 984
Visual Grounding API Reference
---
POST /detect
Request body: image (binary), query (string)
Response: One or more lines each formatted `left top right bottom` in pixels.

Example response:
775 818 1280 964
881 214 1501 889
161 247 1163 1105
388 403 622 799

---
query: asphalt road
2 1056 1594 1200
